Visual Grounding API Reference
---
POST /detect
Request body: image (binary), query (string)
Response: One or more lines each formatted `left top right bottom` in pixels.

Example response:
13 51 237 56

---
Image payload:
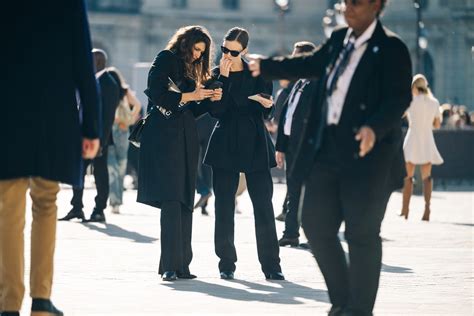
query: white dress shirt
284 79 309 136
326 19 377 125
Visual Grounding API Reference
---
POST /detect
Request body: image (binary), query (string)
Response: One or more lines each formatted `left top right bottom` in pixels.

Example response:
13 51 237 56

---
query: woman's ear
242 48 249 56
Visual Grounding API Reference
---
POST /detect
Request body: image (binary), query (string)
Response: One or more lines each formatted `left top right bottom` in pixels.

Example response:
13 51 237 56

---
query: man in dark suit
274 41 318 248
60 49 120 223
0 1 101 315
250 0 412 315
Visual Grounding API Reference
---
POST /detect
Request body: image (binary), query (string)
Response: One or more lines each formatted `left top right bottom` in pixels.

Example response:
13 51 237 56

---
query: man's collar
344 19 378 49
95 69 106 79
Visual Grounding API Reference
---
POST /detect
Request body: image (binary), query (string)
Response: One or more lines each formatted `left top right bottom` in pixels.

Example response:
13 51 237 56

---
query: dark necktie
288 80 303 105
327 36 356 96
312 35 355 153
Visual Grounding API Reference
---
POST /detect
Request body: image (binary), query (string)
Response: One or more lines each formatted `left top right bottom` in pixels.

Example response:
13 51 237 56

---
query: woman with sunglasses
137 25 221 281
204 27 284 280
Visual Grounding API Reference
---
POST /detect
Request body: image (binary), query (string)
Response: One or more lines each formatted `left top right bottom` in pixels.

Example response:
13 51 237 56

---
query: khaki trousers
0 177 59 311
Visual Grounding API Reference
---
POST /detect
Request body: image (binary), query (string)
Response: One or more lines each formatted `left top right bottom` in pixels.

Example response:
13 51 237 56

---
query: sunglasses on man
221 46 242 57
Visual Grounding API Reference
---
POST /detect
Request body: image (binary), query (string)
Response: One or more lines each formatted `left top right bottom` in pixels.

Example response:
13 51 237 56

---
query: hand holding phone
248 93 273 108
206 81 223 90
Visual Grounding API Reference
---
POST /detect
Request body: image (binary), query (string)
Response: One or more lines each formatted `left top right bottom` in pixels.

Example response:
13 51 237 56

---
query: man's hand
355 126 376 158
82 138 100 159
276 151 285 169
210 88 223 102
256 95 273 108
246 54 264 77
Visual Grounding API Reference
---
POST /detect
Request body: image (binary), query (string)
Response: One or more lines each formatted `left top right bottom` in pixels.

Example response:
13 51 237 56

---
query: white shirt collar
95 69 106 79
344 19 378 49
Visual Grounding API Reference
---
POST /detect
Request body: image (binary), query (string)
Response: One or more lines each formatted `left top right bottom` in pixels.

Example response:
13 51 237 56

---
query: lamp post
322 0 346 39
414 0 429 74
274 0 291 54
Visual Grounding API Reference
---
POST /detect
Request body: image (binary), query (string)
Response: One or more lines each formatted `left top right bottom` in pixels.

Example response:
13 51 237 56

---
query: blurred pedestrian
274 41 318 248
107 67 142 214
204 27 284 281
400 74 443 221
194 113 217 215
137 26 221 281
0 0 101 315
249 0 412 314
60 49 121 223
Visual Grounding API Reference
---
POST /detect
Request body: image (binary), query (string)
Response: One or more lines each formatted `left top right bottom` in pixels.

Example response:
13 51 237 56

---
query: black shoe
275 212 286 222
328 306 349 316
177 272 197 279
278 237 299 247
58 209 85 221
265 272 285 280
220 271 234 280
201 206 209 216
31 298 63 316
85 209 106 223
194 193 212 209
298 242 311 250
162 271 177 281
1 312 20 316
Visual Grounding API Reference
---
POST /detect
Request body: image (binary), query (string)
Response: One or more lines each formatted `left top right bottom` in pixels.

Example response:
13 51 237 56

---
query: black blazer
98 70 120 149
138 50 207 210
261 21 412 189
275 79 318 155
204 62 277 173
1 0 101 186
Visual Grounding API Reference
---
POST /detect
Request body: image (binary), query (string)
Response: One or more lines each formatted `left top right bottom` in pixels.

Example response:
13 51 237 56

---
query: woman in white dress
400 74 443 221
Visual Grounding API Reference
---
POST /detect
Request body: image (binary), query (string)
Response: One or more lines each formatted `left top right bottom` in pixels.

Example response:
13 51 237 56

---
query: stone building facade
87 0 474 108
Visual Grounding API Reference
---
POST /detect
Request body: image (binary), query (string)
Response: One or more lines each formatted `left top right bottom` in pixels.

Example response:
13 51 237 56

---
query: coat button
353 153 359 159
352 127 359 133
308 138 314 145
360 103 367 110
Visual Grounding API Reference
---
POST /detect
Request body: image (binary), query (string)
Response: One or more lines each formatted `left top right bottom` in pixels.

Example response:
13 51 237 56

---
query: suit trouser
158 201 193 274
302 157 386 315
213 168 281 274
71 150 109 212
0 177 59 311
283 149 302 238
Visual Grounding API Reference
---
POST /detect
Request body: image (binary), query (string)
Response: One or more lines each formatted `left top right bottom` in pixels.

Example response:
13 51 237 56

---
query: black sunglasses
221 46 242 57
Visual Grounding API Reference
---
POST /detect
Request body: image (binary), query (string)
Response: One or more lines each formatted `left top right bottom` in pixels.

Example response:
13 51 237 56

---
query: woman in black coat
204 27 284 280
137 26 221 281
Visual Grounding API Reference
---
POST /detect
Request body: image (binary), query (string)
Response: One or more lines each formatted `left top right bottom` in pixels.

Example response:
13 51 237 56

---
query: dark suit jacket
1 0 101 186
261 21 412 190
275 79 318 156
98 70 120 148
204 62 277 173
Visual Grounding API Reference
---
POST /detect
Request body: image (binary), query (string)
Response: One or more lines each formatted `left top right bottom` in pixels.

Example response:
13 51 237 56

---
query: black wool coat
98 70 120 149
137 50 209 210
1 0 101 186
204 63 277 173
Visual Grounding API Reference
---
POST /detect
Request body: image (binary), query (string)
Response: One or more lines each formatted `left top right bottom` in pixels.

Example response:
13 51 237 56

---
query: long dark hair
165 25 213 84
224 27 249 49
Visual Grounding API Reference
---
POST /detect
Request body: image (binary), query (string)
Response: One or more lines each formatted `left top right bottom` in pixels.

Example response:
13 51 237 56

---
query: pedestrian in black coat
249 0 412 314
137 26 221 281
60 49 121 223
0 1 101 314
204 27 284 281
274 42 319 248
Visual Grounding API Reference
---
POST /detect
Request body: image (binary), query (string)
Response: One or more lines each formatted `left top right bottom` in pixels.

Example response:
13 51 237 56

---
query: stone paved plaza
16 183 473 315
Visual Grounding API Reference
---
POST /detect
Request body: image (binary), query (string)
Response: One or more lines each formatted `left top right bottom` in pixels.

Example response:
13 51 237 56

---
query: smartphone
258 93 272 99
206 81 223 90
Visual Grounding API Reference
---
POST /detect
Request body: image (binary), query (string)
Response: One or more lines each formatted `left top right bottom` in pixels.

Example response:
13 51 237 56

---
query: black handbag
128 110 153 148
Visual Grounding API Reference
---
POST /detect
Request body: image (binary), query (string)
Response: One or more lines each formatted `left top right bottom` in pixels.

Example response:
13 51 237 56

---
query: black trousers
71 150 109 212
213 168 281 274
283 149 302 238
301 129 387 315
158 201 193 274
